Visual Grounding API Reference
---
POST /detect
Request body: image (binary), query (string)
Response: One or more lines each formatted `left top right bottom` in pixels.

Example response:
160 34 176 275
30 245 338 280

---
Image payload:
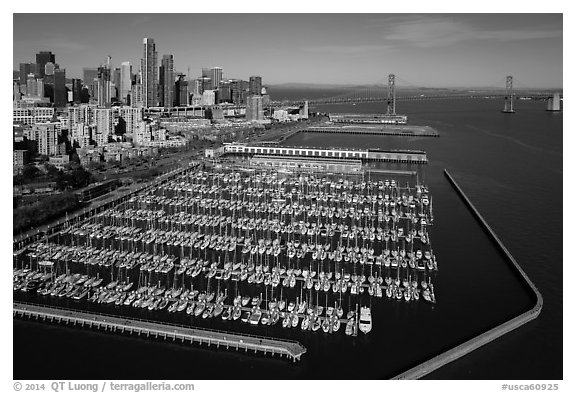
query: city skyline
13 13 562 88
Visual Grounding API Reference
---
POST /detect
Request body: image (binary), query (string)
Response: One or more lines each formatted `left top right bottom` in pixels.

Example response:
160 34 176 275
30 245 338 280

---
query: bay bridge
269 74 562 108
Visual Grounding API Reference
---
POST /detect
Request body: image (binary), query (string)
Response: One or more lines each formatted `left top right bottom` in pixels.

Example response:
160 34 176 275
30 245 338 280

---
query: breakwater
391 169 543 379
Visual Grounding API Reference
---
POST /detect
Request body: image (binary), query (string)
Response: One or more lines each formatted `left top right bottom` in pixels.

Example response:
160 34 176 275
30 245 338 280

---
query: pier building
328 113 408 125
249 155 363 173
222 142 428 164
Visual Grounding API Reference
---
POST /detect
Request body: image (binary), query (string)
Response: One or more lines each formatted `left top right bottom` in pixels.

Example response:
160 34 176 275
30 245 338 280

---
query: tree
43 163 60 178
22 164 40 180
86 161 104 171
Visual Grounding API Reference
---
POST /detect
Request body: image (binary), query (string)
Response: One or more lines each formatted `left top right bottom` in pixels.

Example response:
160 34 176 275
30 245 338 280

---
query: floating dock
391 169 542 379
14 301 307 362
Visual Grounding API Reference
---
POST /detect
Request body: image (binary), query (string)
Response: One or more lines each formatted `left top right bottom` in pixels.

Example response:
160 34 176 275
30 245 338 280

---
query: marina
14 168 438 360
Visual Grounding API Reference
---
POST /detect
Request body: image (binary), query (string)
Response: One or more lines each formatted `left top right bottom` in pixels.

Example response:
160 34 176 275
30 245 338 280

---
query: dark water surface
13 97 562 380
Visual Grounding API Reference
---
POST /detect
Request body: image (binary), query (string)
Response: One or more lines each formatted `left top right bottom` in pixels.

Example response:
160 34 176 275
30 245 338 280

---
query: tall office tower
230 79 244 105
131 83 144 108
201 77 212 93
218 81 231 103
120 62 132 104
211 67 223 89
249 76 262 96
96 65 113 107
26 74 44 98
13 82 22 101
83 67 99 99
141 38 158 107
26 74 37 96
246 95 264 121
175 74 188 106
19 63 36 83
44 62 56 77
194 78 204 96
159 54 174 108
54 69 67 107
72 79 83 104
36 51 55 78
112 68 121 99
83 68 98 85
201 68 211 78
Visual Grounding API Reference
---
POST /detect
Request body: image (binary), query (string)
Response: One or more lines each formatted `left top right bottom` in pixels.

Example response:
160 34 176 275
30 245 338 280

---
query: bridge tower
546 93 561 112
502 75 515 113
386 74 396 115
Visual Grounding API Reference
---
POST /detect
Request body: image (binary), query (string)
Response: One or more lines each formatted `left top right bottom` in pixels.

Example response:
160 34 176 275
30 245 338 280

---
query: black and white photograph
8 5 567 388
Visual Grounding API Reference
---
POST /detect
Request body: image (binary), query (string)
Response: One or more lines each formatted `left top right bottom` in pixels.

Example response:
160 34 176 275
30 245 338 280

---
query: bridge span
270 93 559 107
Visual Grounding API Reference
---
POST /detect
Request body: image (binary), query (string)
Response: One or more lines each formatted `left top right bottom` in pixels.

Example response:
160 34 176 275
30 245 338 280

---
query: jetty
14 301 307 362
391 169 542 379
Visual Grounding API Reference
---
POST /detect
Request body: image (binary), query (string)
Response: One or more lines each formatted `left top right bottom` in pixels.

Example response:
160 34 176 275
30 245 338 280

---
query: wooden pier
13 301 307 362
391 169 543 379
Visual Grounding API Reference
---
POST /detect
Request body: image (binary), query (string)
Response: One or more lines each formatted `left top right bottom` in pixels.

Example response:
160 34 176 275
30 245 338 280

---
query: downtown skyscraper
120 61 132 104
210 67 223 89
35 51 55 78
141 38 158 107
159 54 174 108
249 76 262 96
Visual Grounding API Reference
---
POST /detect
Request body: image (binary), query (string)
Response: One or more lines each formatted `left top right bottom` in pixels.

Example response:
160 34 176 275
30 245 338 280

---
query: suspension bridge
269 75 562 108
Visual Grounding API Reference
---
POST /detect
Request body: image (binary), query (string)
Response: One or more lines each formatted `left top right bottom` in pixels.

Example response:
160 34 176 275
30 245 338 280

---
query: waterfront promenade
14 302 307 362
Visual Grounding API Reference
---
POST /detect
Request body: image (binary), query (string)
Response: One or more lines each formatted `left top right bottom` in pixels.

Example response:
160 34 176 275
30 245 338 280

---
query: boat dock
391 169 542 379
14 301 307 362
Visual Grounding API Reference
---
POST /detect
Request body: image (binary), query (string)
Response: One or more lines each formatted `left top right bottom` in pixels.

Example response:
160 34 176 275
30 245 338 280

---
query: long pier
13 301 307 362
391 169 543 379
303 125 439 137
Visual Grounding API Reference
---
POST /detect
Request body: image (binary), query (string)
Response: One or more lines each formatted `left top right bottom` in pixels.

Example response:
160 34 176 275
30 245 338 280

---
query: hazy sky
13 14 563 88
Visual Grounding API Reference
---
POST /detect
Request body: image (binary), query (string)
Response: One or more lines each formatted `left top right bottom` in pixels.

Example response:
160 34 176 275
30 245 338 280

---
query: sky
12 13 563 88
